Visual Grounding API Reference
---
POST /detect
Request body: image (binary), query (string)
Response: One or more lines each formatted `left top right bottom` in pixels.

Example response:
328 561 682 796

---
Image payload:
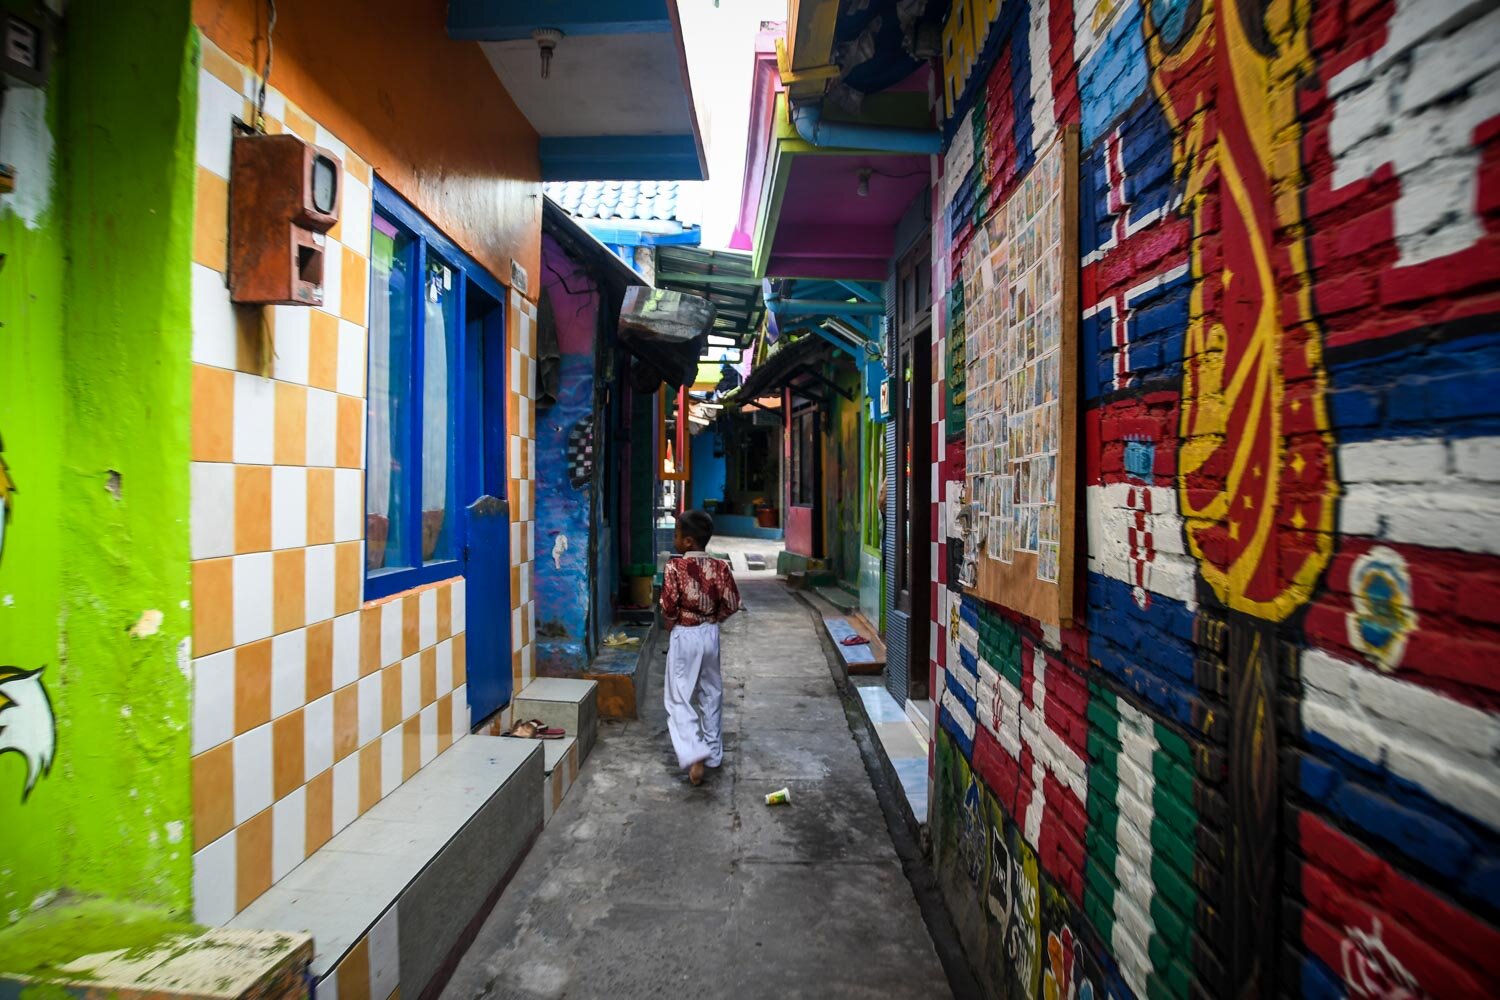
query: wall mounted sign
957 127 1079 626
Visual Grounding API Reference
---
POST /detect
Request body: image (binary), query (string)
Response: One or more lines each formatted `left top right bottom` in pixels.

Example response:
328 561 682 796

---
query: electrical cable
545 260 592 298
863 167 928 179
255 0 276 133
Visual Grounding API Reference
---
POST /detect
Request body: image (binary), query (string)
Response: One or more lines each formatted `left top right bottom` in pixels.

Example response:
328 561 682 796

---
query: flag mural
930 0 1500 997
1292 811 1500 997
1083 682 1207 1000
965 597 1089 902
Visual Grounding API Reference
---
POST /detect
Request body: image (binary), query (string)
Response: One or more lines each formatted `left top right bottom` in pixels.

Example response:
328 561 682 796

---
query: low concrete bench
513 677 599 762
229 736 542 1000
541 736 582 826
578 622 653 719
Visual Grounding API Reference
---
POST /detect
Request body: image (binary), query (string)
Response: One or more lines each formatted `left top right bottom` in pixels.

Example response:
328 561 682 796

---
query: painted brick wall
930 2 1500 997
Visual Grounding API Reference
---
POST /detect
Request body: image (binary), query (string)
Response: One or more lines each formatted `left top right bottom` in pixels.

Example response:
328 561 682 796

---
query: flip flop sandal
506 720 539 739
524 718 567 739
841 634 871 646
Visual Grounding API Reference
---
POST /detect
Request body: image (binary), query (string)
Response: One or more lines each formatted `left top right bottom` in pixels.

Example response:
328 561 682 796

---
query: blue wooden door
463 295 511 722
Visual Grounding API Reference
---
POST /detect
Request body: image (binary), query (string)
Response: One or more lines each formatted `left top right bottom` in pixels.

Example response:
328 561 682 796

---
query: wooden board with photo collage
956 126 1078 626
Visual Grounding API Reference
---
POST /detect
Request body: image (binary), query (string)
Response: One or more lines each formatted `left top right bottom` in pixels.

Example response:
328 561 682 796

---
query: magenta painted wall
731 29 783 252
785 505 814 558
542 234 596 356
780 153 929 226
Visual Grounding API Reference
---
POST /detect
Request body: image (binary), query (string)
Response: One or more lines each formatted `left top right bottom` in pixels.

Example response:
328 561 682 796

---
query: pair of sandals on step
507 718 567 740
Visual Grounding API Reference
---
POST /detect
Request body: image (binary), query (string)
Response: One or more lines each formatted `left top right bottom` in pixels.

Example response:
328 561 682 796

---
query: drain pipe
791 103 942 155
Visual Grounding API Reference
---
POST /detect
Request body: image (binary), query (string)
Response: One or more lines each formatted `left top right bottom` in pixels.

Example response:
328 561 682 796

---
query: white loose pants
664 622 722 770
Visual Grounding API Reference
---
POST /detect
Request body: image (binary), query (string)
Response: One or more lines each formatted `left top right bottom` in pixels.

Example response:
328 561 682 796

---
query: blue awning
450 1 707 180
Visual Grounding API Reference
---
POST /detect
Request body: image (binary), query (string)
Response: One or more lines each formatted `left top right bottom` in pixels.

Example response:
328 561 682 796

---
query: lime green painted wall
0 0 197 926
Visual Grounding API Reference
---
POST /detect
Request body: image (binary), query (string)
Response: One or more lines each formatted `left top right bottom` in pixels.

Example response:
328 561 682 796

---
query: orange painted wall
194 0 540 285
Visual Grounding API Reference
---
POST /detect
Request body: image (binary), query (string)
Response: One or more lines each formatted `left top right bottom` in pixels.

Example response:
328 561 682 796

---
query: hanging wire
254 0 277 132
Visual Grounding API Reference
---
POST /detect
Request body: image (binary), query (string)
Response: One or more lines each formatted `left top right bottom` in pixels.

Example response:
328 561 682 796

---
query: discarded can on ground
765 787 791 806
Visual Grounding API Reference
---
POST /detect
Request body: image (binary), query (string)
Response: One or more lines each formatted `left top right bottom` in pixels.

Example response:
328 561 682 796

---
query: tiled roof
542 180 694 224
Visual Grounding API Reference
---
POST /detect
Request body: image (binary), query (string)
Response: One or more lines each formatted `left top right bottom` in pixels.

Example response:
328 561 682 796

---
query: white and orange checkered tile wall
505 291 539 710
188 37 543 926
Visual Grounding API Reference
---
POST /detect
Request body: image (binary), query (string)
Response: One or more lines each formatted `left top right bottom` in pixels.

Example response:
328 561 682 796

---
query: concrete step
854 683 930 826
513 677 599 762
228 735 543 1000
584 622 653 720
905 697 933 744
775 551 828 578
1 925 311 1000
815 585 859 613
540 735 582 826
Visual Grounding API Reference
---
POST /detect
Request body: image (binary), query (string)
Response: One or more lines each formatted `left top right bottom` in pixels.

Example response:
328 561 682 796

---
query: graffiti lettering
0 666 55 800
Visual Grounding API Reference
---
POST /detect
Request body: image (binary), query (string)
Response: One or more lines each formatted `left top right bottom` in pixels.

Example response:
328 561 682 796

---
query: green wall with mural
859 406 884 631
0 0 197 938
820 361 862 589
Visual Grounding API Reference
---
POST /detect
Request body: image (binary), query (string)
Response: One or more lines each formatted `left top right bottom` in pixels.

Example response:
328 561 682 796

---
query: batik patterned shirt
660 552 741 627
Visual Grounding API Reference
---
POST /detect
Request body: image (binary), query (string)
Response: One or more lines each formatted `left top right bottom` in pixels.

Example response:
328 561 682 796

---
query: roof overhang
730 26 785 252
782 0 934 104
764 278 884 345
751 92 932 281
729 334 843 407
451 1 708 181
654 246 766 348
541 197 645 295
781 0 842 105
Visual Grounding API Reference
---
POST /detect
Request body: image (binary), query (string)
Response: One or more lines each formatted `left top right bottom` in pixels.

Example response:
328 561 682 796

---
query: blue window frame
364 180 506 600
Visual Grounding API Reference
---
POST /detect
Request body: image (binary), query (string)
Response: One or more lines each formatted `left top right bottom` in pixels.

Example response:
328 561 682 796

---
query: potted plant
752 497 778 529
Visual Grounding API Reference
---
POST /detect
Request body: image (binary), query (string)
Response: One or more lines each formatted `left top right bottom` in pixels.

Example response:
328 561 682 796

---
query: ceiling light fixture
856 169 871 197
533 27 563 79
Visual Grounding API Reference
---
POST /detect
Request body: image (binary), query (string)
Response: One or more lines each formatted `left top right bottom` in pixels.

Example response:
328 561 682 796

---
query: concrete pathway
441 576 952 1000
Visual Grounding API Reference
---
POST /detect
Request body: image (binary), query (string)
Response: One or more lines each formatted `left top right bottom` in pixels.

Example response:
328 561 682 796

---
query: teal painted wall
688 428 726 510
0 0 197 933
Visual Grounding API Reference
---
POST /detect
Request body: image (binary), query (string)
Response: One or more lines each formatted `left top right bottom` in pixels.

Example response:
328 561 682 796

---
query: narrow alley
4 2 1499 999
442 564 951 999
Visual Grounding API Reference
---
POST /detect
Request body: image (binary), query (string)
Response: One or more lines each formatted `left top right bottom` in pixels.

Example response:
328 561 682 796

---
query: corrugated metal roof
654 245 765 346
542 180 694 224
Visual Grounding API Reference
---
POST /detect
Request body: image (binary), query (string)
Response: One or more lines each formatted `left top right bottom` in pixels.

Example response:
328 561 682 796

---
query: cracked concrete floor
441 577 951 1000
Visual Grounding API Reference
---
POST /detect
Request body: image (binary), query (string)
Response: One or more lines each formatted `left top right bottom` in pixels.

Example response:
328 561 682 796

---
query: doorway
463 282 512 723
788 401 822 557
891 236 931 703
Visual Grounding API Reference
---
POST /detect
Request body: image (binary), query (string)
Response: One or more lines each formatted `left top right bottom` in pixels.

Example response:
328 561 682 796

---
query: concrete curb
789 587 984 1000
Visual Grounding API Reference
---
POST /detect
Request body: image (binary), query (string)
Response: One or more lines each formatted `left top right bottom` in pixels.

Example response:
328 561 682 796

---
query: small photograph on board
1015 507 1035 554
1037 541 1058 584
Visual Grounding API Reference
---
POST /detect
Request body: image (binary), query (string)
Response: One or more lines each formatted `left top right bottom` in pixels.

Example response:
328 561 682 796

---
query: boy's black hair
677 509 714 549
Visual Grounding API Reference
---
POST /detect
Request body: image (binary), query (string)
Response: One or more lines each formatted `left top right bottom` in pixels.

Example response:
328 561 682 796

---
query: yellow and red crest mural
1148 0 1336 621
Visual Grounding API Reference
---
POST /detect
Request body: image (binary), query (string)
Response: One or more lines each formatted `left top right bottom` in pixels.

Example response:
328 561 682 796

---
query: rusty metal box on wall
229 133 341 305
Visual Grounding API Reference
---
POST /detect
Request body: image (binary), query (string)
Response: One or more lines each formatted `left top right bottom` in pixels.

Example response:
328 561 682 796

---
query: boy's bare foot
689 761 705 786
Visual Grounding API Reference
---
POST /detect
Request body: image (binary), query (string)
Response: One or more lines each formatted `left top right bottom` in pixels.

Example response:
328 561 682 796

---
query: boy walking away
660 510 741 786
